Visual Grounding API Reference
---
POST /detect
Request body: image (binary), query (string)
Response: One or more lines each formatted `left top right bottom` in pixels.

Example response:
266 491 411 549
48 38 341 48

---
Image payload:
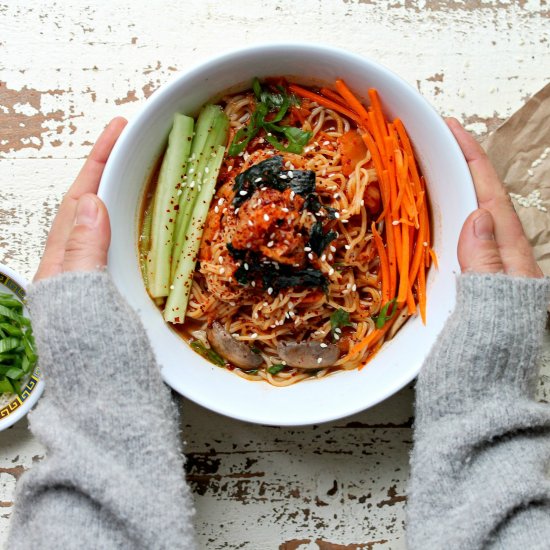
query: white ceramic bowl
98 43 476 426
0 264 44 431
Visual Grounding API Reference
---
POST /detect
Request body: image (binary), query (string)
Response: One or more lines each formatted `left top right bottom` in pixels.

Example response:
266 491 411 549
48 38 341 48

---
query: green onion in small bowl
0 264 43 431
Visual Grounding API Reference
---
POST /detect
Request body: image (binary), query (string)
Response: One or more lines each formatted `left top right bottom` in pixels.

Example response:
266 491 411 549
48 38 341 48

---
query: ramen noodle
140 78 433 386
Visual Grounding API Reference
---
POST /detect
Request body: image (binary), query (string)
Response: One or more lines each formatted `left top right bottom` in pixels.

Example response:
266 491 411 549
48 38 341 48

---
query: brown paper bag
482 83 550 276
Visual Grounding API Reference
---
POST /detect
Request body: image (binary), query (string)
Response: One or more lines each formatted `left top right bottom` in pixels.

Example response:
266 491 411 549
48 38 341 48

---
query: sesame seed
204 166 209 174
279 174 287 180
317 357 323 364
264 214 270 222
239 190 248 196
267 287 273 295
392 220 399 226
244 263 249 270
255 177 263 183
219 268 225 274
248 220 253 226
177 189 183 196
328 268 335 276
218 198 224 205
288 170 294 178
334 212 340 219
267 241 274 247
251 333 258 338
214 206 219 213
345 244 351 250
360 199 365 206
170 285 175 290
251 281 256 287
308 253 314 261
189 181 195 189
304 246 311 252
352 284 357 291
218 256 224 264
330 246 336 252
321 254 326 262
423 241 428 246
335 327 342 333
323 141 330 145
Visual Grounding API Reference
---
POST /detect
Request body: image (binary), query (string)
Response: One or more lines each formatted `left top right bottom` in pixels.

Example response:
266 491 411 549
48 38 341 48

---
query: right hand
447 118 542 279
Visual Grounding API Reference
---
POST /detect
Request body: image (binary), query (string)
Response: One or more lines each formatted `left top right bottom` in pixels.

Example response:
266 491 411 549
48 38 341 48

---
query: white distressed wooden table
1 1 549 548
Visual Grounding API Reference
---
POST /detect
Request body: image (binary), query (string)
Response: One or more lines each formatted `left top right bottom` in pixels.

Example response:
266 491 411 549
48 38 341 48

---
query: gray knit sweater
6 271 550 549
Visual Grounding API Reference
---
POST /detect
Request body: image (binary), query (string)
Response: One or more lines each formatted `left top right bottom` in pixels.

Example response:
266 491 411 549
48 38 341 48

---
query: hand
447 118 542 278
34 118 127 282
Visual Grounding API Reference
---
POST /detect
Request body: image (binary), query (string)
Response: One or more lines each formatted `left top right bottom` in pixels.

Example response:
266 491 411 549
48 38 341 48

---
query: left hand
34 118 127 282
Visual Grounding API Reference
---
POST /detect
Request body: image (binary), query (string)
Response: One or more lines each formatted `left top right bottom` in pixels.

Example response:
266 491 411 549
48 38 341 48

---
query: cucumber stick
171 105 229 280
147 113 194 298
164 145 226 323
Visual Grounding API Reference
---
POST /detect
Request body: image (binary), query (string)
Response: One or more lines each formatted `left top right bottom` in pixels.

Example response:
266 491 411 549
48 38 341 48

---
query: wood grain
0 0 549 547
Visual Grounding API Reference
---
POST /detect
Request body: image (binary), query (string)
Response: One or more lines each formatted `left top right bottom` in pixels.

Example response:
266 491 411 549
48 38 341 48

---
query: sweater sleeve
7 271 196 550
406 273 550 550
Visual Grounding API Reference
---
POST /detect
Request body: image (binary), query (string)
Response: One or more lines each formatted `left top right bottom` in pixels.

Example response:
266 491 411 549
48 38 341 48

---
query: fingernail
75 195 99 227
474 211 494 240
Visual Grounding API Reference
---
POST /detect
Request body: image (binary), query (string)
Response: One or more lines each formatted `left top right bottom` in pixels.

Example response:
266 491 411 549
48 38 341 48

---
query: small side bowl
99 43 476 426
0 264 44 431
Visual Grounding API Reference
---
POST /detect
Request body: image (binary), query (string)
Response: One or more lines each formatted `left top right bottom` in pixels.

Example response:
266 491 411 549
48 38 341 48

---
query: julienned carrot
368 111 386 159
325 81 431 356
371 222 391 305
418 251 427 324
361 130 388 223
395 119 423 197
428 248 439 269
288 84 362 125
409 201 427 284
346 303 404 359
368 89 388 148
319 87 348 107
335 79 370 125
397 206 410 305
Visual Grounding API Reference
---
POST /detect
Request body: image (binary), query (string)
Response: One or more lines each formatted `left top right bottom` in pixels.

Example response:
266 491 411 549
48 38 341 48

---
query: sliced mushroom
276 341 340 369
206 322 263 371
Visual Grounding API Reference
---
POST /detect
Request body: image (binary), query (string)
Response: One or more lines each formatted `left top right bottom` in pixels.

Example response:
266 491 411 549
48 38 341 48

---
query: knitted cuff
416 273 550 422
27 271 161 403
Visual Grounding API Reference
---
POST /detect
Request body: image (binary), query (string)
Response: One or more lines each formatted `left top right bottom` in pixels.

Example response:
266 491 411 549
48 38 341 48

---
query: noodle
141 79 429 386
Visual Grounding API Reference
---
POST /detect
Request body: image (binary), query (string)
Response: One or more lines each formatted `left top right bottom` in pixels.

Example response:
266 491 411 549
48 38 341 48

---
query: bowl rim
0 263 44 431
99 42 476 426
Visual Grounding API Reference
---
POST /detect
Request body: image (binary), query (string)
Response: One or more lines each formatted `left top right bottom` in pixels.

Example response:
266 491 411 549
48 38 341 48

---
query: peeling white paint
1 1 549 548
